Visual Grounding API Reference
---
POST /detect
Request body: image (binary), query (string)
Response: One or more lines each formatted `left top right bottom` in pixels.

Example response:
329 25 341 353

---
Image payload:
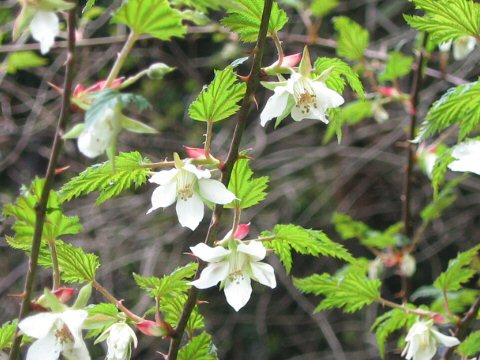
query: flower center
293 78 317 114
54 324 74 345
176 170 196 201
228 250 248 284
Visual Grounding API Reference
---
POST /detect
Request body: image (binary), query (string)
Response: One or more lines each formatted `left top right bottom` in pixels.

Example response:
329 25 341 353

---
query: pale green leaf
379 51 414 82
313 57 365 97
420 178 461 221
0 320 18 351
431 146 454 198
178 332 218 360
333 16 369 61
56 242 100 283
160 295 204 334
6 51 47 74
311 0 339 17
324 100 373 143
458 331 480 357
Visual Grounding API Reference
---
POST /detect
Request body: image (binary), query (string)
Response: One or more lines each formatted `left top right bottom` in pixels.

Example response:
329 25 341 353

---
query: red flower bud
183 146 206 159
377 86 399 97
52 287 76 303
234 223 250 240
136 320 172 337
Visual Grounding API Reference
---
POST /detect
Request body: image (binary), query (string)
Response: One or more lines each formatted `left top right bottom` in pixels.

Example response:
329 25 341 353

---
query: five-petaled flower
447 140 480 175
148 162 236 230
402 320 460 360
96 322 138 360
189 240 276 311
18 309 90 360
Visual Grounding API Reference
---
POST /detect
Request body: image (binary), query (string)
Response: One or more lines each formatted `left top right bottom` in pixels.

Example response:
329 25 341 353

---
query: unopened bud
398 253 416 277
234 223 250 240
136 320 172 337
52 287 76 303
147 63 174 80
183 146 206 160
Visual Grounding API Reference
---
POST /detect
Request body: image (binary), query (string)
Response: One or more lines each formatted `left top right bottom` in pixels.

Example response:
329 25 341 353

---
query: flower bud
147 63 174 80
234 223 250 240
136 320 172 337
372 102 389 123
398 253 416 277
183 146 206 159
52 287 76 303
377 86 399 97
73 283 92 309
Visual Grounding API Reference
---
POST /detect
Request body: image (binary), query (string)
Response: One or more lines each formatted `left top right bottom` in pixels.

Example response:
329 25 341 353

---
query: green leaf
120 114 157 134
189 67 246 122
294 269 381 313
379 51 414 82
160 295 204 334
404 0 480 44
225 159 268 209
416 81 480 141
83 0 96 13
324 100 373 143
178 332 218 360
458 330 480 357
113 0 186 39
311 0 339 17
333 16 369 61
55 242 100 283
60 151 151 205
434 244 480 292
420 178 461 221
6 51 48 74
313 57 365 97
0 320 18 351
263 224 353 273
370 308 417 358
133 262 197 299
222 0 288 42
85 303 119 339
332 212 370 240
431 146 454 198
3 178 82 244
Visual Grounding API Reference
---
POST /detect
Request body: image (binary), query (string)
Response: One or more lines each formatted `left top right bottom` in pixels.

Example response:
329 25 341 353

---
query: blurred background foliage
0 0 479 359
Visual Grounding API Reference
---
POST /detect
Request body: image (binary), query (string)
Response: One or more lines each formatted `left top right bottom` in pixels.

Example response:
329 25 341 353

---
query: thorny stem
402 33 428 240
141 160 176 169
204 120 214 160
377 297 435 318
105 31 139 87
92 280 144 323
166 1 274 359
8 4 78 360
271 31 284 66
48 240 61 291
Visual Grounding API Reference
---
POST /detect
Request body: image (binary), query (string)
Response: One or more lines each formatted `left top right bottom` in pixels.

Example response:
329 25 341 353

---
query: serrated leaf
324 100 373 143
225 159 268 209
60 151 151 205
6 51 48 74
333 16 369 61
189 67 246 122
420 178 461 221
434 244 480 292
458 330 480 357
160 295 204 334
332 212 370 240
294 270 381 313
0 320 17 351
370 308 417 358
134 262 197 299
178 332 218 360
314 57 365 97
379 51 414 82
263 224 353 273
84 303 119 338
222 0 288 42
404 0 480 44
311 0 339 17
56 241 100 283
416 81 480 141
113 0 186 39
431 146 455 198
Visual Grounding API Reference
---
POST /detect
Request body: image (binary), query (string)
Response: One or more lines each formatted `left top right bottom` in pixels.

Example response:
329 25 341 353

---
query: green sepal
36 0 75 11
260 80 288 91
63 123 85 139
147 63 175 80
173 152 183 169
298 47 312 77
73 283 92 309
274 98 295 128
13 7 35 41
120 114 157 134
40 288 67 313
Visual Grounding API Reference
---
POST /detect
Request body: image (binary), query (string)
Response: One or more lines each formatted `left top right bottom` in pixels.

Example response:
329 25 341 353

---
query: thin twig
8 4 78 359
166 2 274 359
105 31 138 87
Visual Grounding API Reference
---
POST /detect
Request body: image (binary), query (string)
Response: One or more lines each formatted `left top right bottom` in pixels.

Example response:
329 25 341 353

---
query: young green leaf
221 0 288 42
113 0 186 39
324 100 373 143
332 212 370 240
294 269 381 313
430 146 454 198
416 81 480 141
0 320 18 351
55 242 100 283
333 16 369 61
434 244 480 292
314 57 365 97
225 159 269 209
263 224 353 273
60 151 151 205
458 330 480 358
178 332 218 360
6 51 48 74
160 295 205 334
379 51 414 82
189 67 246 122
311 0 339 17
420 178 461 221
85 303 119 339
404 0 480 44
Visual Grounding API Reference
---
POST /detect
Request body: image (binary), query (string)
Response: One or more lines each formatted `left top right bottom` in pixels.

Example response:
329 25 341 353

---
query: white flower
402 320 460 360
453 36 476 60
260 72 344 126
18 309 90 360
147 163 236 230
29 11 60 54
97 323 138 360
448 140 480 175
189 240 276 311
77 108 120 158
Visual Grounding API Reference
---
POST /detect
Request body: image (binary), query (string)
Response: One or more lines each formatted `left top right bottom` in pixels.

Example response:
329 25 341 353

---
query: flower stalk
105 31 139 88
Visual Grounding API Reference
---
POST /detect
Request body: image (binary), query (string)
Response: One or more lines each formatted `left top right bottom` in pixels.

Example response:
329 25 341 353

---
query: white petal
290 104 309 122
60 310 88 348
224 276 252 311
77 130 106 158
63 341 91 360
189 262 230 289
198 179 236 204
448 141 480 175
312 81 345 108
183 163 211 179
149 168 178 185
190 243 231 262
453 36 476 60
260 86 291 126
29 11 59 54
147 182 177 214
431 329 460 347
439 40 452 52
411 345 437 360
26 333 61 360
19 312 58 339
175 193 204 230
237 241 266 261
250 262 276 288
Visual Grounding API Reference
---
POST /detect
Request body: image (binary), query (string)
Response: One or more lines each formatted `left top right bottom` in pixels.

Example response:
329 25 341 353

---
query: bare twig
8 4 78 360
166 2 274 359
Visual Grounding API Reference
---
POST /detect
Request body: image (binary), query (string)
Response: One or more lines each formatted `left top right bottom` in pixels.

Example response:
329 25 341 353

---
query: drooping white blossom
439 36 477 60
147 163 236 230
260 72 344 126
448 140 480 175
96 323 138 360
189 240 276 311
402 320 460 360
29 10 60 54
18 309 90 360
